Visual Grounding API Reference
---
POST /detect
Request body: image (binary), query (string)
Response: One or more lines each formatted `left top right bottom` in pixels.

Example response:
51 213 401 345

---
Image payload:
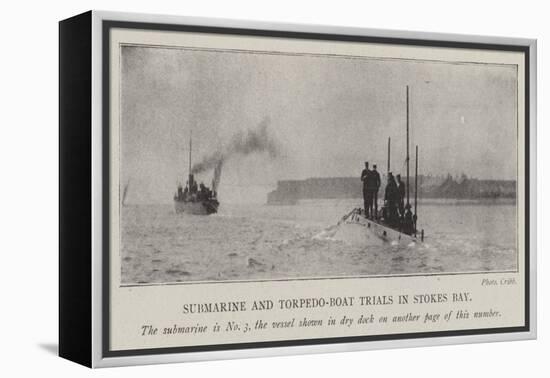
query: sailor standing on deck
384 172 400 225
360 162 371 217
403 203 415 235
372 164 381 218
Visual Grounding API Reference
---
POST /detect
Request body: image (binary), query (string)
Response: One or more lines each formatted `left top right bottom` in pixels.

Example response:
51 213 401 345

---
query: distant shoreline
296 198 516 206
272 198 516 206
267 175 516 205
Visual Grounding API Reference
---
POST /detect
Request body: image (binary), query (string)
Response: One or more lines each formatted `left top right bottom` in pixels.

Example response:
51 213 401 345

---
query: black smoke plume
191 117 279 180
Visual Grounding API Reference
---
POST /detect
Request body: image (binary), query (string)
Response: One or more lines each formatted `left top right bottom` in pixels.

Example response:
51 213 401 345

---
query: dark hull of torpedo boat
338 208 420 244
174 198 219 215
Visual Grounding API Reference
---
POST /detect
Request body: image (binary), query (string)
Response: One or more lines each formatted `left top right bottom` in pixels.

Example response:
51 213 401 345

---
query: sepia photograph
118 43 519 285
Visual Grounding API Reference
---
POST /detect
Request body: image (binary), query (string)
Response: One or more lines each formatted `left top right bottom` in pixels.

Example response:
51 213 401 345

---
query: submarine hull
338 208 419 244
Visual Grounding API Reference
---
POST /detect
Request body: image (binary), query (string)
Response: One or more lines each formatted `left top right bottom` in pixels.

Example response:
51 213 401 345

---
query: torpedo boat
173 133 220 215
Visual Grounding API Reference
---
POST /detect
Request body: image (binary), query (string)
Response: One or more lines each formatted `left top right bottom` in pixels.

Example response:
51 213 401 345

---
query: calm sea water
120 199 517 284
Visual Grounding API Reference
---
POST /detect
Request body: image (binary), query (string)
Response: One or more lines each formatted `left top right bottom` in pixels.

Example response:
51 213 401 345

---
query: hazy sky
120 45 517 203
